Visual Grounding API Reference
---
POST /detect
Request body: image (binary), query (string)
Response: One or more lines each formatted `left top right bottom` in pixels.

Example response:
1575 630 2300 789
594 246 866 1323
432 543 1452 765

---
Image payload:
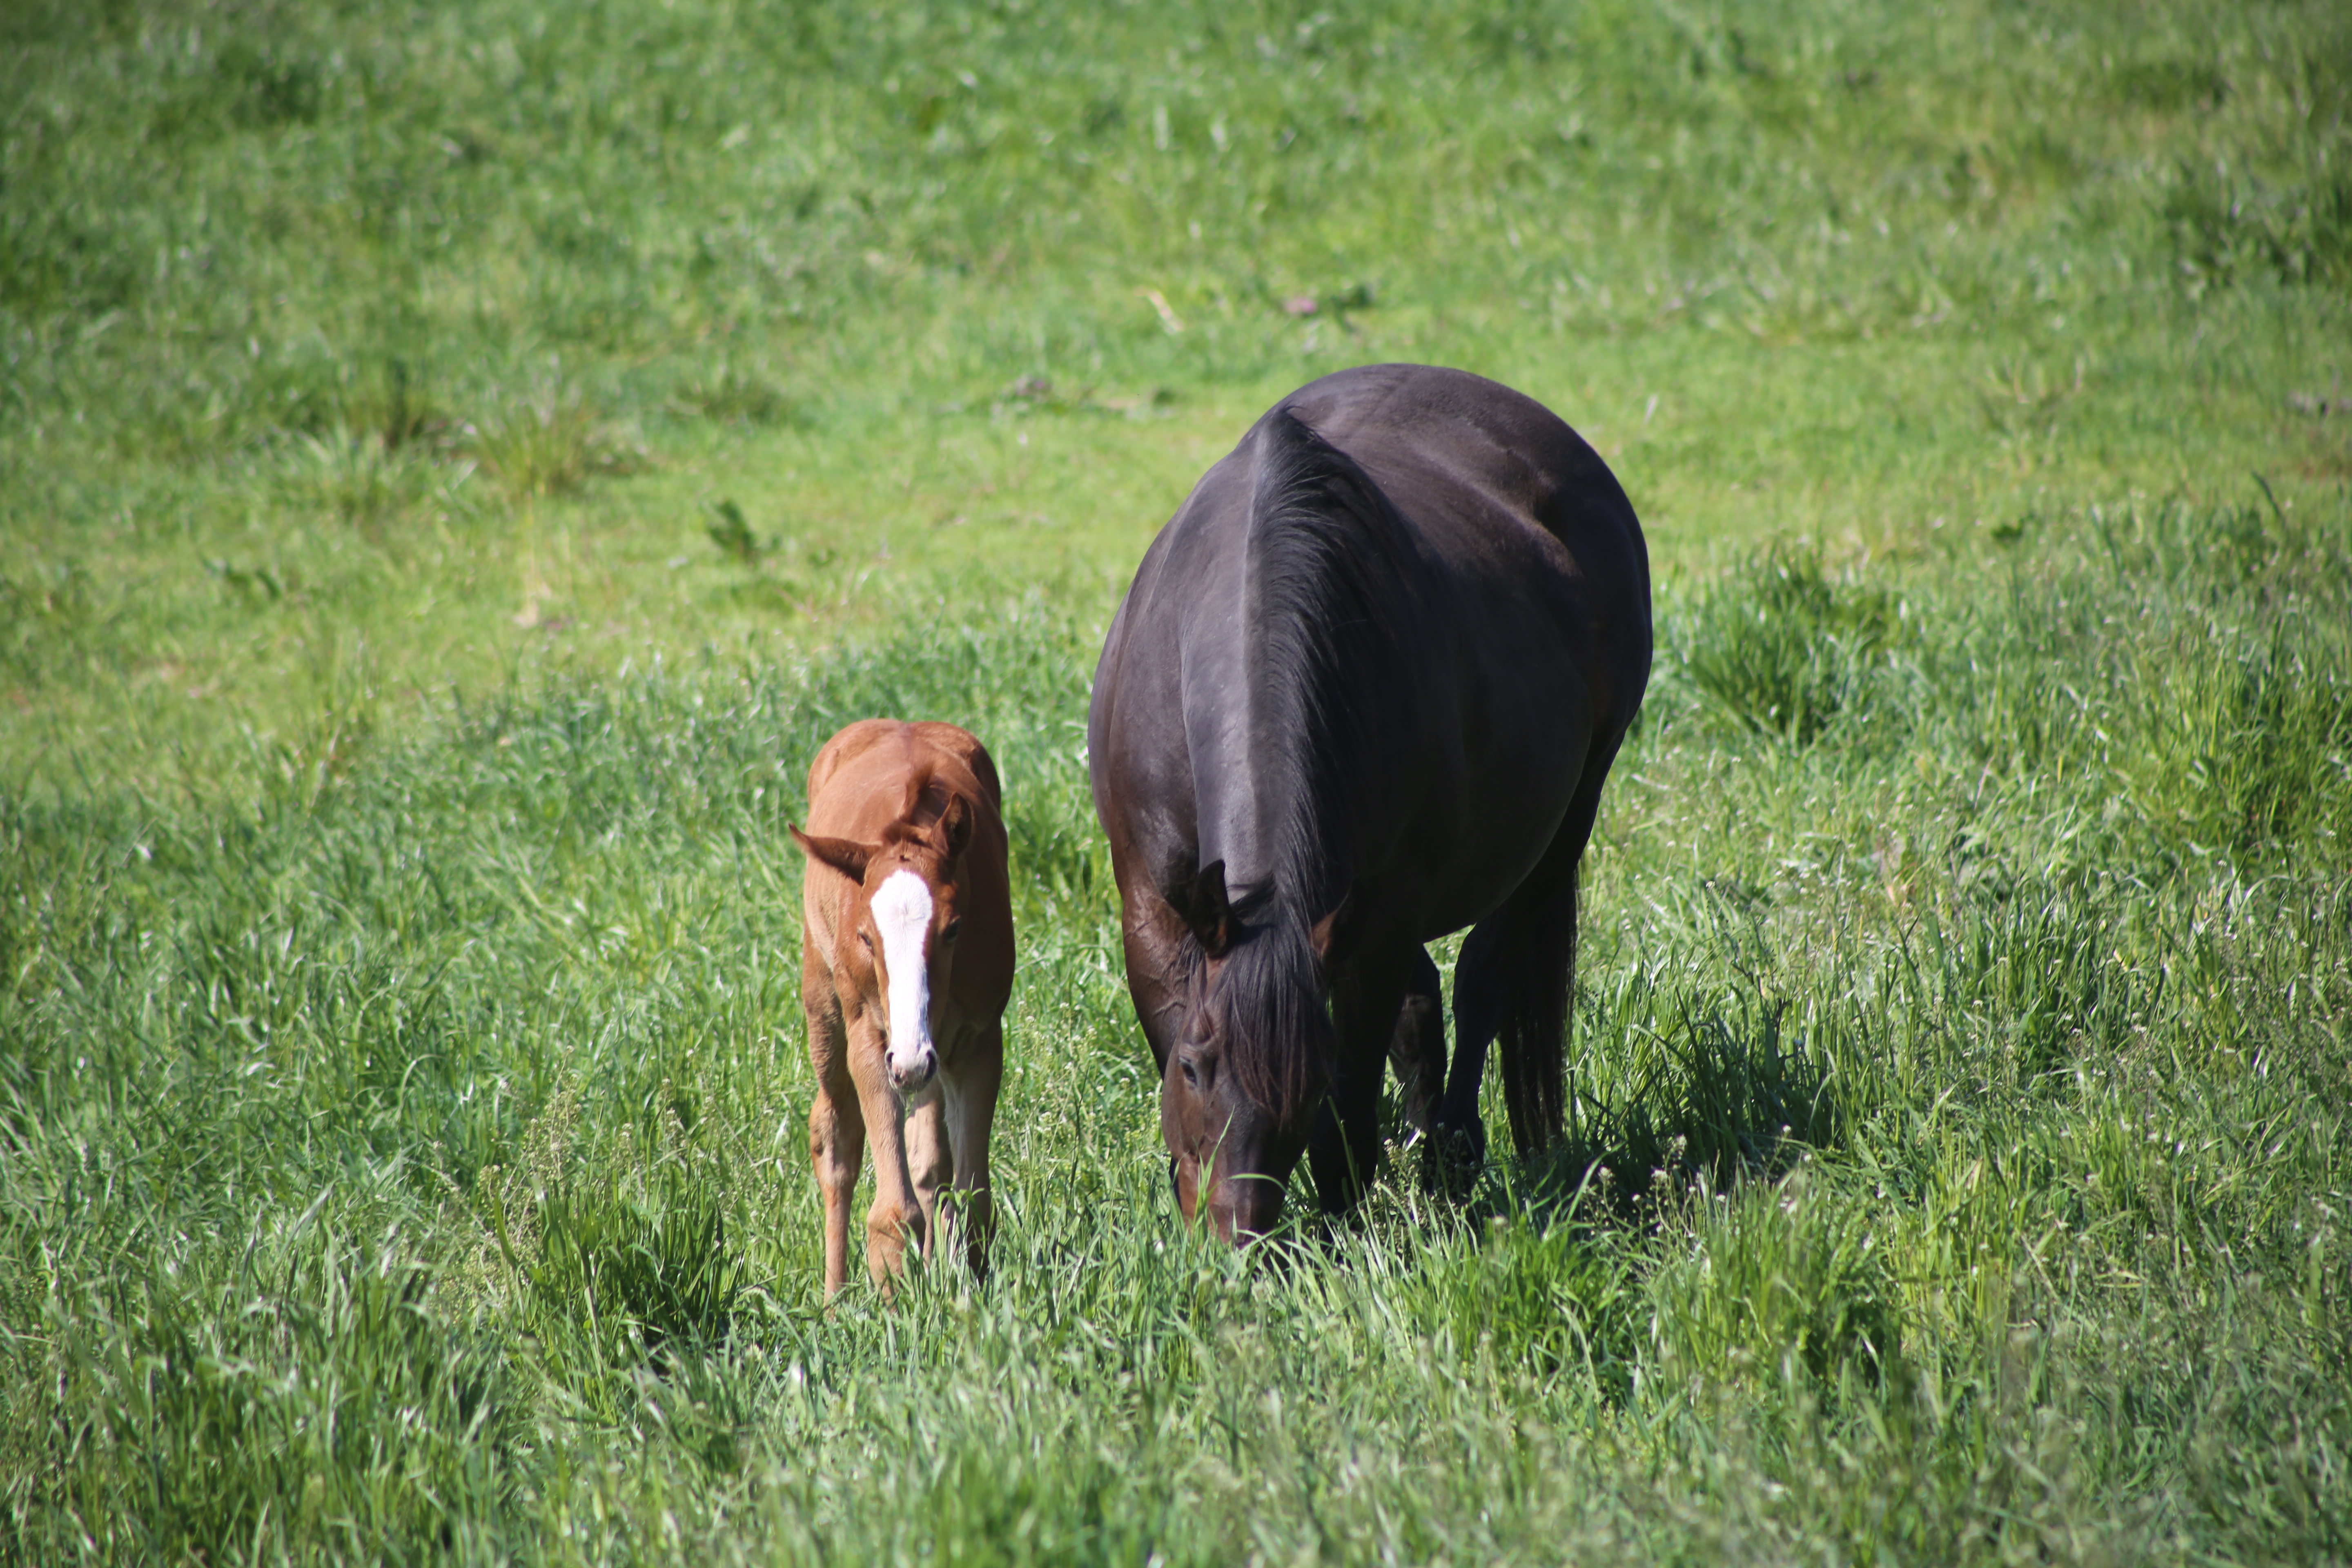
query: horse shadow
1375 989 1845 1237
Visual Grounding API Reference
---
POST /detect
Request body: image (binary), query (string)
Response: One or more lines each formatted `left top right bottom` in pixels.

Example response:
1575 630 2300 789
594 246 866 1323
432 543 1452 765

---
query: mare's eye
942 918 963 941
858 930 874 951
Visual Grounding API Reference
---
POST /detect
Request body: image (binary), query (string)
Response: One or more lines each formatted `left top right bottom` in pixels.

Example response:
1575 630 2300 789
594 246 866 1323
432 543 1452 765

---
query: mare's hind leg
1389 946 1446 1145
1430 920 1503 1195
1437 757 1616 1180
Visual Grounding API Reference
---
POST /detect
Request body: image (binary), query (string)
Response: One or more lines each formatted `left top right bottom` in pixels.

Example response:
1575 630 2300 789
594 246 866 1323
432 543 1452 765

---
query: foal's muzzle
889 1047 939 1094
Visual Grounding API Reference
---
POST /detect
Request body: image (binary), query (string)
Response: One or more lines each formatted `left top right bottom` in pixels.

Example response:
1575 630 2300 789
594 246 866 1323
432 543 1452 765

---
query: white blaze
870 869 935 1080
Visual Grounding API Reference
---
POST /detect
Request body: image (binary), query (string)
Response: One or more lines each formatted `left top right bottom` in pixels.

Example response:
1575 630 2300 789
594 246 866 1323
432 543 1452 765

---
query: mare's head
792 785 976 1101
1158 860 1339 1242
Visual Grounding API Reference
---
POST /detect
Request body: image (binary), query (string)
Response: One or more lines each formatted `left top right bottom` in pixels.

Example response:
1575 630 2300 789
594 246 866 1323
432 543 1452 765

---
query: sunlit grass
6 502 2348 1562
5 0 2348 796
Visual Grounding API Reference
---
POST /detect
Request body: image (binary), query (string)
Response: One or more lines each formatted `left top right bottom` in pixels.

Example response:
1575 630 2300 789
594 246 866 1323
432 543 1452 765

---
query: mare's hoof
1421 1118 1487 1200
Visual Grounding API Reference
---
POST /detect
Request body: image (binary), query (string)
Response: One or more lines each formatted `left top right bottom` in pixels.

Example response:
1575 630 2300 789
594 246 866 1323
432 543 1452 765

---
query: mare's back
1286 366 1644 588
1283 365 1650 720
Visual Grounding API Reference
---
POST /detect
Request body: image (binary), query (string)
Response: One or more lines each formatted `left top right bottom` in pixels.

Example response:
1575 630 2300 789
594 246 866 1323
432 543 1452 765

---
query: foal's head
793 790 975 1100
1158 860 1337 1242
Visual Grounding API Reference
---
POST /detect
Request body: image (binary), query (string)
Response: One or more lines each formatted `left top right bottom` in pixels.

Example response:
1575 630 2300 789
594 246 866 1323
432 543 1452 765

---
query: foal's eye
942 918 963 941
858 930 874 951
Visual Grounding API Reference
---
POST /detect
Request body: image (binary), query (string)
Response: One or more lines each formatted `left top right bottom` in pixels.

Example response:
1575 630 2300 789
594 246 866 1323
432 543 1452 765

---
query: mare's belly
1402 605 1594 941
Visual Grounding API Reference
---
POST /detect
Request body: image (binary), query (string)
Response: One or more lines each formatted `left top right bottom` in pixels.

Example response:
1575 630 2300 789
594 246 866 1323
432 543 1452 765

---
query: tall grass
4 496 2347 1562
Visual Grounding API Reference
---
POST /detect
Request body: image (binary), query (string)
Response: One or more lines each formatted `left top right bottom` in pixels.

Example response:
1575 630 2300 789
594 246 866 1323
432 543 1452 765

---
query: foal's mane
1212 406 1422 1118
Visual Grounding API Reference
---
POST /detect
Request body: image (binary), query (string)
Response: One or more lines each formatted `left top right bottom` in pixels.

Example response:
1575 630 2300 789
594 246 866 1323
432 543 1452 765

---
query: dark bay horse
1087 364 1650 1241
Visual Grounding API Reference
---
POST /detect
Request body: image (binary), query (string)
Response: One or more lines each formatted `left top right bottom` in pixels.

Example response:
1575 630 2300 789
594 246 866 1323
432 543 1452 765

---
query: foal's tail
1497 859 1577 1156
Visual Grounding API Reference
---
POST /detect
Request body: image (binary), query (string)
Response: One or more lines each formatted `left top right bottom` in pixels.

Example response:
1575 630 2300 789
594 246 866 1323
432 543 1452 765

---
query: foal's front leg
808 1060 866 1299
849 1014 927 1290
904 1023 1002 1285
904 1089 952 1255
803 963 866 1300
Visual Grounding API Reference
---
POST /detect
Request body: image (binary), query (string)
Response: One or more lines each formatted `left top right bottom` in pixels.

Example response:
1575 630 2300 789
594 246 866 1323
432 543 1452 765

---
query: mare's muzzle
1205 1169 1287 1242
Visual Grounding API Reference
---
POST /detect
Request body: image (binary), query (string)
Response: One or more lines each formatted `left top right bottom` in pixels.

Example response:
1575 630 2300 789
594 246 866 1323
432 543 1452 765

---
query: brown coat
791 720 1014 1296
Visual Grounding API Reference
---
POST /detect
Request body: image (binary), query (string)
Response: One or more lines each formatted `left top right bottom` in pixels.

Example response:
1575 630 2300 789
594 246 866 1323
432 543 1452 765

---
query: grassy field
4 0 2350 1561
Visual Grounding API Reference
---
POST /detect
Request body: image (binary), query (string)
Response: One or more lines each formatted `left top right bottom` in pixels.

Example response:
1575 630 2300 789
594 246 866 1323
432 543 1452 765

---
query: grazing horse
1088 364 1650 1241
791 720 1014 1295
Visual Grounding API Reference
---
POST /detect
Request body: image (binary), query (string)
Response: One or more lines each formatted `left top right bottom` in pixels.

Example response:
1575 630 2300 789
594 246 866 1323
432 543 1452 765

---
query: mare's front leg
848 1013 927 1292
1441 779 1601 1174
1309 952 1412 1215
1389 946 1446 1144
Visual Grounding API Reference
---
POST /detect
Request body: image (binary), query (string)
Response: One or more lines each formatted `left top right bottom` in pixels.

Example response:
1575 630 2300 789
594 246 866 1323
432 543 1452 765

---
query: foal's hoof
1421 1118 1487 1200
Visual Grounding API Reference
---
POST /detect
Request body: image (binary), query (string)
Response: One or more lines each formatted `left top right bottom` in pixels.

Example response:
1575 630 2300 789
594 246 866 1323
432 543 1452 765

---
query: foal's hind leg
904 1092 953 1260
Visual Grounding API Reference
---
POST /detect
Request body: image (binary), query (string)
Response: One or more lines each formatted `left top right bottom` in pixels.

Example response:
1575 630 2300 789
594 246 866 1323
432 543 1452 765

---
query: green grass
7 0 2348 795
4 0 2350 1561
6 509 2347 1563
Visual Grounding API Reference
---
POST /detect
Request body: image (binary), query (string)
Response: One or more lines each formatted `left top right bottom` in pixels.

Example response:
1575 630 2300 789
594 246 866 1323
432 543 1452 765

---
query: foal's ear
788 824 875 883
939 794 973 860
1183 859 1237 956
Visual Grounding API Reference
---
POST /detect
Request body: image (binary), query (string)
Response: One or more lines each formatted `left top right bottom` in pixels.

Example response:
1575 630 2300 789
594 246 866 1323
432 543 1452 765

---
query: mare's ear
939 794 973 861
1182 859 1236 956
1308 887 1358 965
789 824 875 883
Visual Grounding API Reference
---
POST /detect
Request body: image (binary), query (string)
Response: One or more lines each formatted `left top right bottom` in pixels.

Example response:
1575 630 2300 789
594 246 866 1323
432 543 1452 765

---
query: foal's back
806 720 1005 846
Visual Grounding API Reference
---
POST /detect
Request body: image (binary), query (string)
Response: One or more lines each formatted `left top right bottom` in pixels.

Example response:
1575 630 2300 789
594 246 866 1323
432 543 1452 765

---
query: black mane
1212 407 1423 1118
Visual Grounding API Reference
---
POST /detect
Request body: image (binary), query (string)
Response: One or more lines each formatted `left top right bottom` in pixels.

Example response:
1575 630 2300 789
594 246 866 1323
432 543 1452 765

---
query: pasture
3 0 2348 1561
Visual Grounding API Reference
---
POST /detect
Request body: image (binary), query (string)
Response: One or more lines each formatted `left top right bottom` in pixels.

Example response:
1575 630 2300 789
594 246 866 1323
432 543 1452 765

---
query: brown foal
790 720 1013 1296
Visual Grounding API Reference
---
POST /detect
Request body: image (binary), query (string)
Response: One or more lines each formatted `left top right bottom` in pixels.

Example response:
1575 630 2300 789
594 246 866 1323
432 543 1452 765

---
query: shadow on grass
1463 990 1842 1235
